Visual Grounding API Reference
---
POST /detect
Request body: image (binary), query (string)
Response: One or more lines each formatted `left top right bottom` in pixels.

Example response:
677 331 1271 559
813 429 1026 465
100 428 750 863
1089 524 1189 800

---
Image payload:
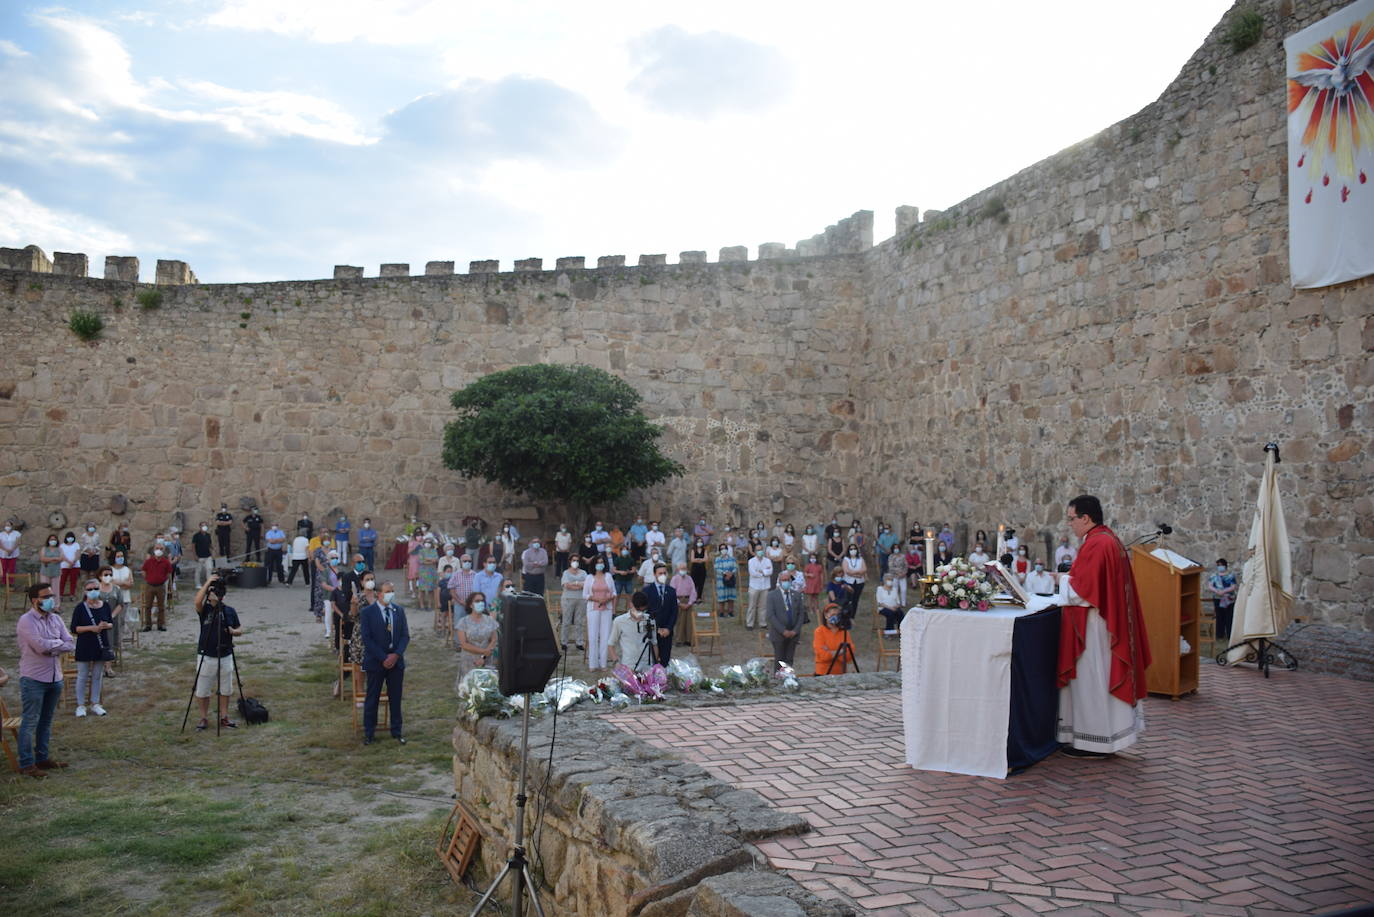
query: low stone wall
1275 622 1374 682
451 679 901 916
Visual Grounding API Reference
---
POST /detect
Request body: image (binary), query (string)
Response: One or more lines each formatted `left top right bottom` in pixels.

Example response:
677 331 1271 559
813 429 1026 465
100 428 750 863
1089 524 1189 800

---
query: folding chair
60 653 78 708
694 604 721 656
0 694 21 773
338 634 356 703
2 572 33 613
875 602 902 672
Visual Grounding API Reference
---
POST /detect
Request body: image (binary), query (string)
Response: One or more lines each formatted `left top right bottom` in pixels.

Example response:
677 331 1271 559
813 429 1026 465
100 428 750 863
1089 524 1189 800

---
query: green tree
441 364 684 524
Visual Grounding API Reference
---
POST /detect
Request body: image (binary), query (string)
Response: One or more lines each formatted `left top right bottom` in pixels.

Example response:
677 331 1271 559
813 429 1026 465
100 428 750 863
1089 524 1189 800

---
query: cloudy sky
0 0 1237 283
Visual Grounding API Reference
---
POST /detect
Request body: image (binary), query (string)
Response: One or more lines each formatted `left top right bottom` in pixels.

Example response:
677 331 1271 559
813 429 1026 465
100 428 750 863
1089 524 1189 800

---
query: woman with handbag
713 543 738 618
95 566 125 677
71 577 115 716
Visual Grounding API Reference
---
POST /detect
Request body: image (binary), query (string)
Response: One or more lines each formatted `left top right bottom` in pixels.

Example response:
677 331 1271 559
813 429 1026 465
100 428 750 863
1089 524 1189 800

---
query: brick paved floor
606 665 1374 915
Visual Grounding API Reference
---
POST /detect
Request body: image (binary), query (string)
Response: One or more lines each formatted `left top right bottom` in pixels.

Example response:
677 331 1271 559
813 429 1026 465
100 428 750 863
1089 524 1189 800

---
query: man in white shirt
607 598 654 670
967 542 991 567
287 534 311 586
745 547 773 630
1025 562 1055 595
644 522 666 554
1054 536 1076 572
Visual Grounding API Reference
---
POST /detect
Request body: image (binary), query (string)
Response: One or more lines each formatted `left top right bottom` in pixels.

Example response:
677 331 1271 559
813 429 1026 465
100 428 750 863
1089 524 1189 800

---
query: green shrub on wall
1226 8 1263 54
137 289 163 310
69 310 104 341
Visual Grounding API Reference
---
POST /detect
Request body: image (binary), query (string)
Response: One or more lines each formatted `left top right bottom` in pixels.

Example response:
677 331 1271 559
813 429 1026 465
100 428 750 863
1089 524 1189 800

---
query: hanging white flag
1286 0 1374 288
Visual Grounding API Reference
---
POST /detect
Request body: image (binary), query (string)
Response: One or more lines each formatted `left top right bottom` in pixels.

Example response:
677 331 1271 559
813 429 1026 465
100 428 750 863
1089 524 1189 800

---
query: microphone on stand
1127 523 1173 547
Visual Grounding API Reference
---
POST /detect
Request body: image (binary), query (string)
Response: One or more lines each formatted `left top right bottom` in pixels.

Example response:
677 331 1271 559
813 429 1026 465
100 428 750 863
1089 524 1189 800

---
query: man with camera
359 580 409 745
193 574 243 731
608 592 656 670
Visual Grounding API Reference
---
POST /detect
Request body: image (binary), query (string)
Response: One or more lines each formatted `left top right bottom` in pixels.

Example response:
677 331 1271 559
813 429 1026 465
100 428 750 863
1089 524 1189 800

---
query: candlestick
924 530 935 577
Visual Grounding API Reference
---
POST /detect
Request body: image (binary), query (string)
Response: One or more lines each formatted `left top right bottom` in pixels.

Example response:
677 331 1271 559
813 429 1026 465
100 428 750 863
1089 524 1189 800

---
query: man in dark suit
766 570 809 671
643 562 678 667
359 580 409 745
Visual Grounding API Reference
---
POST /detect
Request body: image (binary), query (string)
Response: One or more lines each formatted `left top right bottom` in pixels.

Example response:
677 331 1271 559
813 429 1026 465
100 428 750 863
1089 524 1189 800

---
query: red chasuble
1058 525 1152 705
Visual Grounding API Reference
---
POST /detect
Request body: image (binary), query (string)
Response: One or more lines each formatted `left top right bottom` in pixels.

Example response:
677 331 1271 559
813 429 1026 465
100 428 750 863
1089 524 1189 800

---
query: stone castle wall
0 0 1369 632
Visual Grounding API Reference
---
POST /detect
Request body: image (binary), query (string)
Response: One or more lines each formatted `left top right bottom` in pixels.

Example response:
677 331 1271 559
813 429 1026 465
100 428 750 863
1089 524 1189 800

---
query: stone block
597 255 626 268
379 263 410 277
555 256 586 270
679 251 707 264
52 252 88 277
333 265 363 279
469 260 499 274
424 261 454 275
638 254 666 266
155 259 197 285
757 243 785 260
514 258 543 272
104 255 139 282
718 246 748 263
0 245 51 273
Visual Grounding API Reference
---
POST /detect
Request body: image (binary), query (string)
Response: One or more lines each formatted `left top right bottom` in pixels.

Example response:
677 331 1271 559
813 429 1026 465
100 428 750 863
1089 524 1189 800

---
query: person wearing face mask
582 557 617 669
57 531 82 598
933 542 954 569
311 540 339 632
287 529 311 586
473 558 504 607
520 538 549 597
559 556 588 652
1013 547 1031 583
577 534 599 570
78 524 102 575
71 578 115 717
688 537 709 599
94 566 125 676
766 570 809 671
0 520 21 587
1025 561 1055 595
812 604 850 676
494 524 514 572
263 521 287 583
644 521 666 556
414 537 440 613
355 518 377 573
359 582 409 745
462 517 482 565
713 543 738 618
140 543 173 632
191 522 215 588
840 545 868 619
454 593 498 684
887 545 909 606
644 563 679 666
16 582 76 776
666 527 689 572
109 553 134 636
331 514 350 560
692 517 714 547
39 533 62 591
826 568 853 613
745 545 773 630
825 527 846 572
670 563 698 646
553 524 573 578
876 574 903 636
765 538 785 588
296 512 314 539
404 530 423 596
636 548 663 589
240 508 263 562
968 542 991 567
613 546 637 613
628 517 648 563
447 555 477 625
607 593 652 671
801 525 819 558
1207 558 1239 642
214 503 234 558
876 524 897 576
801 554 825 617
589 520 609 554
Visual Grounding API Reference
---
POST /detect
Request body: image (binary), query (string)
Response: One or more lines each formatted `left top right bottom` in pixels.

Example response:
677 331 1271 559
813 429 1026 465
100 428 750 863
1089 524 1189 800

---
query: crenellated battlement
1 209 885 284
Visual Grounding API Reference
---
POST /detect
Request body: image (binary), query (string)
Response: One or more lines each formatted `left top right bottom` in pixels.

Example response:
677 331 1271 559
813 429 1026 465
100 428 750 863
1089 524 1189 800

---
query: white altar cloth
900 605 1038 779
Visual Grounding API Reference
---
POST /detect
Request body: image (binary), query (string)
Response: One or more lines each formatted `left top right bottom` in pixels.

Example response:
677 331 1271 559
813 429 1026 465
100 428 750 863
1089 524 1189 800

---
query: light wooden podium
1131 545 1202 700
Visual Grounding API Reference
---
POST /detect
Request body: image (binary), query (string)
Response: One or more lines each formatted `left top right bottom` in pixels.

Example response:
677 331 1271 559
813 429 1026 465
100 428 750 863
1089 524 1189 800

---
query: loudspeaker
498 593 562 696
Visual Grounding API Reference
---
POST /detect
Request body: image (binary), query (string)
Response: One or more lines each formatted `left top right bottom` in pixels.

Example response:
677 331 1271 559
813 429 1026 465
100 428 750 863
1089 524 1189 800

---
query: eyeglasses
1066 513 1084 521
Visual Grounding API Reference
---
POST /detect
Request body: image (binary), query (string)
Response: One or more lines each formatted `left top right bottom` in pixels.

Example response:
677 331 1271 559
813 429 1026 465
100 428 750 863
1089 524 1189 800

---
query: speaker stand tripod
469 681 545 917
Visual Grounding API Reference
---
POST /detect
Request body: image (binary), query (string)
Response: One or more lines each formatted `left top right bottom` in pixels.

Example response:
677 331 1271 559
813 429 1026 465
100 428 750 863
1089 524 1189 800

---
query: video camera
207 574 228 598
833 605 855 631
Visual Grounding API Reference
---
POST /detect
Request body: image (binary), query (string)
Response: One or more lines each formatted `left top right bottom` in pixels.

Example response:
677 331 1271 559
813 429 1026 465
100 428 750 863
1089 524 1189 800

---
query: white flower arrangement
924 557 995 610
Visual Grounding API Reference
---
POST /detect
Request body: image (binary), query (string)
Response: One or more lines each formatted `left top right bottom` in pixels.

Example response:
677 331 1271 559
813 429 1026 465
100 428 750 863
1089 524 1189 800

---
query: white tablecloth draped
900 605 1038 779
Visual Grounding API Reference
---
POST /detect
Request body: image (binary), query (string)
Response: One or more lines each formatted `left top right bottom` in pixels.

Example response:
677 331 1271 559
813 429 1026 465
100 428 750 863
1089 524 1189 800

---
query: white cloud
205 0 462 45
0 185 133 259
627 26 793 119
168 81 376 145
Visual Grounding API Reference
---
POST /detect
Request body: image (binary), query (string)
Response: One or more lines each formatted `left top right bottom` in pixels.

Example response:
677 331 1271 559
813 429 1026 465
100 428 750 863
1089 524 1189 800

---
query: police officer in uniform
242 507 264 561
214 504 234 558
296 512 314 539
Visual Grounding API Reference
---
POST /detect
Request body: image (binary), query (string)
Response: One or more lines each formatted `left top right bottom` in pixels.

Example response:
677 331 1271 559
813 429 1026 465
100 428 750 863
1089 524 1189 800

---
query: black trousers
554 551 569 577
216 527 231 557
655 633 673 667
364 665 404 739
244 532 261 560
265 548 284 581
287 558 311 585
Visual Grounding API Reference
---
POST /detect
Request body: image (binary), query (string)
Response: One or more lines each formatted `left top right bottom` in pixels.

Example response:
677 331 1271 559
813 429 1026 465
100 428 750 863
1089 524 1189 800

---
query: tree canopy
441 363 685 509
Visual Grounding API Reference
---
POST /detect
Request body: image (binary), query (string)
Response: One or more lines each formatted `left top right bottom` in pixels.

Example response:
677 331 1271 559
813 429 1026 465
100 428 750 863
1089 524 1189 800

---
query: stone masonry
0 0 1369 640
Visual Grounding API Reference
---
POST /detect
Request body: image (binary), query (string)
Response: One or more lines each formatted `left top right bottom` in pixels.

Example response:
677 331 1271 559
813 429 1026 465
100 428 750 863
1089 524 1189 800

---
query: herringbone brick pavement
606 665 1374 915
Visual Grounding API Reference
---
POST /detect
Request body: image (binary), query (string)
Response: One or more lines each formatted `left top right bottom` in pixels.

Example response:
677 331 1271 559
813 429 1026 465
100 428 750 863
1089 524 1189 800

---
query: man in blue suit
643 562 678 667
359 580 409 745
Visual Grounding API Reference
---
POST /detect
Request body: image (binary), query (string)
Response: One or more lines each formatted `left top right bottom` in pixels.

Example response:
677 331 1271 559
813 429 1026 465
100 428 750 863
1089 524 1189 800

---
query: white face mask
655 574 667 584
153 549 164 557
570 561 579 569
363 579 375 589
595 563 605 571
486 563 496 571
473 600 486 613
381 592 396 604
101 575 113 583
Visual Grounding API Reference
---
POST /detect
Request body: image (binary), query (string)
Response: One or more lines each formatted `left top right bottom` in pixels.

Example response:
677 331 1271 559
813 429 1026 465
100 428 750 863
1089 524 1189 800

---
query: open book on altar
984 561 1028 605
1150 547 1201 570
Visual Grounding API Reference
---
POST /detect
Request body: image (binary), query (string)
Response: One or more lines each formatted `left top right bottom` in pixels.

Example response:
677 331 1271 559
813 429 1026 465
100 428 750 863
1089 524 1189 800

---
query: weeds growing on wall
981 196 1009 224
1225 8 1263 54
137 289 163 310
69 309 104 341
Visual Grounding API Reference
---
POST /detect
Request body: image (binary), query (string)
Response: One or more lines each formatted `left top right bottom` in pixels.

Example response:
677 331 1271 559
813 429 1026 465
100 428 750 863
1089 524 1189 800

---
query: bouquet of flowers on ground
926 557 995 611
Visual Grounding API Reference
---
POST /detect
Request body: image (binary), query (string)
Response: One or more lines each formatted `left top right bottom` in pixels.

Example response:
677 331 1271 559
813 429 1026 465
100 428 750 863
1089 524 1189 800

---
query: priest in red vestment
1055 494 1151 756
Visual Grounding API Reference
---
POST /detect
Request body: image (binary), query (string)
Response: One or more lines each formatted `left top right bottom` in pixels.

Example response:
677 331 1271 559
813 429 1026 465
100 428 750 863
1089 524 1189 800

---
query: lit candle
996 524 1006 561
925 529 935 577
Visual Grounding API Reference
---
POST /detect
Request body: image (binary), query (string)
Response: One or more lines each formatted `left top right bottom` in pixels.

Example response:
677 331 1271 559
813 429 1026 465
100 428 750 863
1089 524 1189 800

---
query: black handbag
237 696 269 724
86 603 117 661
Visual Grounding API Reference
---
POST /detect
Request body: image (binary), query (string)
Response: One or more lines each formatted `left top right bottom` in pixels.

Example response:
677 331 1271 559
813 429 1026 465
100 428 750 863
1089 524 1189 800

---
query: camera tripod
823 627 860 675
634 615 658 670
180 599 245 737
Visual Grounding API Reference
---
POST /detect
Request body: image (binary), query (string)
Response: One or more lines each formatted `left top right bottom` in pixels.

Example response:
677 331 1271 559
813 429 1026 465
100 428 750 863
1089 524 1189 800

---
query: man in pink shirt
16 582 76 777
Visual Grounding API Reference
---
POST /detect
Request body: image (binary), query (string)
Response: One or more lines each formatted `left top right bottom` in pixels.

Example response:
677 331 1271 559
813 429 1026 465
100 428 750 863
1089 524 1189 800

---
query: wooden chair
2 572 33 613
338 632 356 703
694 604 721 656
60 654 78 707
875 600 902 671
351 664 387 736
1 693 21 773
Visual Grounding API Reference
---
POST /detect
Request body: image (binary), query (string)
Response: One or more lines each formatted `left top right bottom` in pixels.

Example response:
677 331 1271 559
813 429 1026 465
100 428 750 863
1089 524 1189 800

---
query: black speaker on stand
473 592 561 917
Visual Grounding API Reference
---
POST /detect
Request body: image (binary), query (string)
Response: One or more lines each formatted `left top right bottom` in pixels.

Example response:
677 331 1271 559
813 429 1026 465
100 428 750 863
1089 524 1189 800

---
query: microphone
1127 523 1173 547
1155 522 1173 536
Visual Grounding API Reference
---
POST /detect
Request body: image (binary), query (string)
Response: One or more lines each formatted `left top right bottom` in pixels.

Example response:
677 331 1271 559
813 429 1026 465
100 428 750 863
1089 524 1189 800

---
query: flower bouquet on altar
924 557 995 610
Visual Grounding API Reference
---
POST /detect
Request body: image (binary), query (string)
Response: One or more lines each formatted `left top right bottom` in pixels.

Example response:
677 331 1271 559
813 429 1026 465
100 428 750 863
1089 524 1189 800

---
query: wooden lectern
1131 545 1202 700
